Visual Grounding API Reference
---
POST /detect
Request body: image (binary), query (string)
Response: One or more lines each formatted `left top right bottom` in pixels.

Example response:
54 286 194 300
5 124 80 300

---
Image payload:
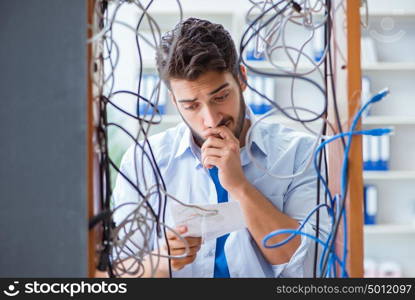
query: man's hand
201 126 248 193
109 226 201 278
163 225 202 271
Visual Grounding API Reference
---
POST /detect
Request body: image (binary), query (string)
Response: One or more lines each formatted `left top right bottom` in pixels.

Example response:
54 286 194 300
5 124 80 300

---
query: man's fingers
203 156 221 169
201 148 224 168
166 225 187 240
202 126 235 141
201 136 226 152
168 245 201 257
202 147 224 158
171 254 197 271
183 236 202 247
166 236 202 249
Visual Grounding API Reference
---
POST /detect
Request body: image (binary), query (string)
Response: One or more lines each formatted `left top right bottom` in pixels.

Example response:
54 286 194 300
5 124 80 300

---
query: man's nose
202 106 222 128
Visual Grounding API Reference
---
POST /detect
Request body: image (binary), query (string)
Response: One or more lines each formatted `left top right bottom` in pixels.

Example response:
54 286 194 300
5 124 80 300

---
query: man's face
169 70 247 146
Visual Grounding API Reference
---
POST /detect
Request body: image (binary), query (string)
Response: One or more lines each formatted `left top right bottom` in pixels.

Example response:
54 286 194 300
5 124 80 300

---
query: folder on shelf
364 185 378 225
363 135 390 171
138 74 167 116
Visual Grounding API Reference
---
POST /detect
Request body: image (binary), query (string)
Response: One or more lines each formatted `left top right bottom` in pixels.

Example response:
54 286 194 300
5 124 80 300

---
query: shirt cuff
271 222 314 277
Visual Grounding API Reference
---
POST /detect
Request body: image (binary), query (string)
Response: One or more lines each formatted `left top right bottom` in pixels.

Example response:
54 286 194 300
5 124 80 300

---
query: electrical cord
88 0 382 279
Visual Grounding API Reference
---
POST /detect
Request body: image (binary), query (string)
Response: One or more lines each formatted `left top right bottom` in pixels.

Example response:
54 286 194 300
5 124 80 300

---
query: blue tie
208 166 231 278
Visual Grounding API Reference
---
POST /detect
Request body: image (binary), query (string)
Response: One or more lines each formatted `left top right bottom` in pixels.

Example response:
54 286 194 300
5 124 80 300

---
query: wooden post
345 0 364 277
87 0 102 278
328 0 363 277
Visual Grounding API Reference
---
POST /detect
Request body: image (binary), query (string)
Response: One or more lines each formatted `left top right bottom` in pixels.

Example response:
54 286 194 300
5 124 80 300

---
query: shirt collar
244 105 267 157
174 123 202 168
175 123 191 159
173 104 268 168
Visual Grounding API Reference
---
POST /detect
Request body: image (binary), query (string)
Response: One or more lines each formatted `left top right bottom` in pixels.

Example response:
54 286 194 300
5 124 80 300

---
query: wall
0 0 88 276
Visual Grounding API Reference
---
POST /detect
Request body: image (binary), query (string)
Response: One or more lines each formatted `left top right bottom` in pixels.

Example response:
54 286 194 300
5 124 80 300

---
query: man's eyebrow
176 83 230 102
208 83 229 95
177 98 197 103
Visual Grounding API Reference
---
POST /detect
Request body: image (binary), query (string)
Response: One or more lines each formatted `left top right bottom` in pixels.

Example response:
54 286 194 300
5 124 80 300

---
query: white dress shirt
112 106 330 277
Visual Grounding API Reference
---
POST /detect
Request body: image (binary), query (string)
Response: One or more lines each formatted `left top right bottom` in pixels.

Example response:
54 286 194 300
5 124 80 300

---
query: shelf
142 59 415 72
250 62 415 72
363 11 415 18
362 116 415 125
160 115 415 130
143 59 323 72
148 3 415 18
362 62 415 71
246 60 326 72
364 224 415 235
363 171 415 180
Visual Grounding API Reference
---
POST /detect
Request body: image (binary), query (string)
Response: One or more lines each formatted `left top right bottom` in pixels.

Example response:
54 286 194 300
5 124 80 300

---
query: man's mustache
205 119 233 139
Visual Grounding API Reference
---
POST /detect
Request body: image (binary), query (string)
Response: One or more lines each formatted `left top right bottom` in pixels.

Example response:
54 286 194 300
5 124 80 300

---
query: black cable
90 0 167 278
89 209 112 230
134 0 173 278
320 0 352 277
242 0 329 277
313 120 326 277
238 1 328 127
95 0 115 278
313 8 330 277
92 0 349 279
243 0 347 277
104 92 163 124
326 0 346 149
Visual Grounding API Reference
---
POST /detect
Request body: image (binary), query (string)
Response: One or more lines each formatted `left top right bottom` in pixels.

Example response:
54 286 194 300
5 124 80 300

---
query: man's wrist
142 251 170 278
227 179 253 200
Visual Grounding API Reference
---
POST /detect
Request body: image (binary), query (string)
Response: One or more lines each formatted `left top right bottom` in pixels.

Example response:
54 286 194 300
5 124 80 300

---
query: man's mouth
201 119 233 140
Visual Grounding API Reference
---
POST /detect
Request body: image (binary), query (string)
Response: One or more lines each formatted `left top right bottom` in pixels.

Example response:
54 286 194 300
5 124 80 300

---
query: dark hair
156 17 239 88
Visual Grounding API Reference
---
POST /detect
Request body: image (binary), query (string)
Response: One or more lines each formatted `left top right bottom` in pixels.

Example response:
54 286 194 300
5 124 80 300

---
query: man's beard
179 91 246 147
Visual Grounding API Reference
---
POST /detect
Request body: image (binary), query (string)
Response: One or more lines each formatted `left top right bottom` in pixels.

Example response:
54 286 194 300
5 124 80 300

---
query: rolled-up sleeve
272 137 331 278
271 222 319 277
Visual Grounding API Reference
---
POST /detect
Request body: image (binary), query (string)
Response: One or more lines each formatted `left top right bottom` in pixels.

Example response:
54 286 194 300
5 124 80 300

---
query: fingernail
179 225 187 233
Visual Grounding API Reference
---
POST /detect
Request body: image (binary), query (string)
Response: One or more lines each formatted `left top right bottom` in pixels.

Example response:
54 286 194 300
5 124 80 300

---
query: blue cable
336 88 390 275
314 128 392 276
341 206 348 277
263 128 391 276
263 201 343 276
262 88 391 277
263 203 334 248
263 229 345 266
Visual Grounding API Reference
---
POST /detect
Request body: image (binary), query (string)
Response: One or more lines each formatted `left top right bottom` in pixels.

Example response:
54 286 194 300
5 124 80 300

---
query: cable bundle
88 0 391 278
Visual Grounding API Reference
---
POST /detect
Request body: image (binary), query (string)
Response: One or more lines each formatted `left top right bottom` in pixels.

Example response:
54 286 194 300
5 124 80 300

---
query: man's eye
184 104 197 110
214 92 229 102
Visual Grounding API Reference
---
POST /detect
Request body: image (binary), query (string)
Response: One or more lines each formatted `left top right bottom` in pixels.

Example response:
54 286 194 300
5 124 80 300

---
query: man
112 17 329 278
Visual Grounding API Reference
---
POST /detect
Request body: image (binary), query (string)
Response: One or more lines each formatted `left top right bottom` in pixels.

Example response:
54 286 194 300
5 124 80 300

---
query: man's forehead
171 71 235 100
171 71 234 88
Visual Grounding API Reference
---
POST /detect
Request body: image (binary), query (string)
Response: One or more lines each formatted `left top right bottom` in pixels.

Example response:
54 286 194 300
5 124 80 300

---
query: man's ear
238 65 248 92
